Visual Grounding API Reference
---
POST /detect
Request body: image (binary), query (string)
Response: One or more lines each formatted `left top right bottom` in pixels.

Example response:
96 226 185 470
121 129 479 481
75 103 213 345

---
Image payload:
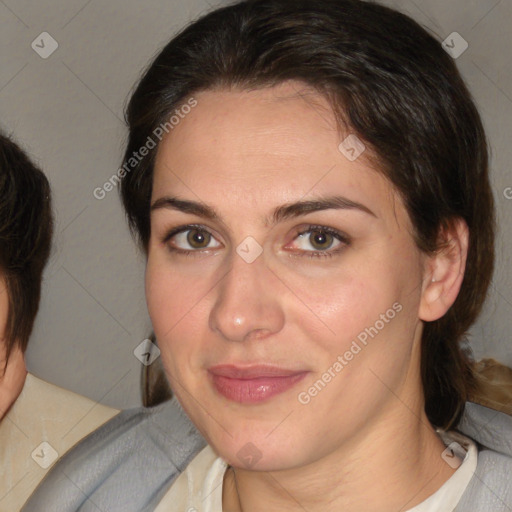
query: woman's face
146 82 431 470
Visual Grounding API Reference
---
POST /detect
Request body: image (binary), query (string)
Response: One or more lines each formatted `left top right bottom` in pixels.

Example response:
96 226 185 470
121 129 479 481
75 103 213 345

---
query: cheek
287 263 399 340
145 252 206 335
291 248 421 359
145 260 173 335
145 253 213 377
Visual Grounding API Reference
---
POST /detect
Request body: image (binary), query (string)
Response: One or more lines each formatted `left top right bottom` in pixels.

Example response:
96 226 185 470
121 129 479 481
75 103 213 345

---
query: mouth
207 364 309 404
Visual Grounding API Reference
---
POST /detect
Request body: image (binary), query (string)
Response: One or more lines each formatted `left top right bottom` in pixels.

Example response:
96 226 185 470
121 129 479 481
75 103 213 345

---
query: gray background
0 0 510 409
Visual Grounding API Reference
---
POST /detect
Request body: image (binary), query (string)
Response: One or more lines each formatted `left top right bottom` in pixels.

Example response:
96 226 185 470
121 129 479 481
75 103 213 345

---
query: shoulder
23 373 119 433
455 402 512 511
457 401 512 460
21 397 206 512
1 373 119 512
455 448 512 511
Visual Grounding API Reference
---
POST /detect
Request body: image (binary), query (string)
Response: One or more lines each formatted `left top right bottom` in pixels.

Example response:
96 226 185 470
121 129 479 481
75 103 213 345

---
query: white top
0 373 119 512
154 430 477 512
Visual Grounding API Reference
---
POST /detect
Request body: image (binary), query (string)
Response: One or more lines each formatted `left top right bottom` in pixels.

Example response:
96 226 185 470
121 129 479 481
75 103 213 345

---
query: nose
209 250 285 343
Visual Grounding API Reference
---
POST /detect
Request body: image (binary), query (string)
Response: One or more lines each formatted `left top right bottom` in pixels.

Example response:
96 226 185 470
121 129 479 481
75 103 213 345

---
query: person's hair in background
472 358 512 414
0 131 53 372
0 130 119 512
121 0 495 429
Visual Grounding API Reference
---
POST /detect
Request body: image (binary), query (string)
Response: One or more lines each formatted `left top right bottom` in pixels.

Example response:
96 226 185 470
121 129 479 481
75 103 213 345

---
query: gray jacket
22 399 512 511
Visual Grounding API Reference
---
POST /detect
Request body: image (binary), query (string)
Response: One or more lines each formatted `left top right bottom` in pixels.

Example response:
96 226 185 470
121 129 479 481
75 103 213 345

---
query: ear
419 217 469 322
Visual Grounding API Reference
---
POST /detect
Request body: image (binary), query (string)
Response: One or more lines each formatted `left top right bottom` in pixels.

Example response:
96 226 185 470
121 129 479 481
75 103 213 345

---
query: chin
203 425 307 472
173 381 319 470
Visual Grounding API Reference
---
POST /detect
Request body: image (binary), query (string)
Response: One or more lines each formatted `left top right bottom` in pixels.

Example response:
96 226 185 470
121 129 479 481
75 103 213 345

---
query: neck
0 345 27 420
223 397 455 512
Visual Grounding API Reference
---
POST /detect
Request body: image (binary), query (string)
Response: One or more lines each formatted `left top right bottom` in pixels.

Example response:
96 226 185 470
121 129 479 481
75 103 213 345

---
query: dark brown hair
120 0 495 428
141 332 173 407
0 132 53 370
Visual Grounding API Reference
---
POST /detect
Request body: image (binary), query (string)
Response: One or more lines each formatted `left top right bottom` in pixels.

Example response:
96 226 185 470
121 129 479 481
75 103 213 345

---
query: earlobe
419 218 469 322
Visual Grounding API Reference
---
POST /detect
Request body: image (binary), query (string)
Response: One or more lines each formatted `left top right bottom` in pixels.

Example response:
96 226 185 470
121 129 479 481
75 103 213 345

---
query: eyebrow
150 195 377 225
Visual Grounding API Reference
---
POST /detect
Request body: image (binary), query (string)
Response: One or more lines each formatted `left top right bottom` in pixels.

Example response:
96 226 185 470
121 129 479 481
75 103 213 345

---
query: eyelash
162 224 209 257
161 223 351 258
293 225 350 259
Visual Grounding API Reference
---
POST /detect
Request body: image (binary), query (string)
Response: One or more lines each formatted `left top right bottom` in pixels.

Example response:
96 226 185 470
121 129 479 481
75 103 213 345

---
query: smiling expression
145 82 430 470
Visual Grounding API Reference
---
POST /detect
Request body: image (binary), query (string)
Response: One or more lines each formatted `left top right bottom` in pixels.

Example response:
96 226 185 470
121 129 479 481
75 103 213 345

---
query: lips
208 364 308 403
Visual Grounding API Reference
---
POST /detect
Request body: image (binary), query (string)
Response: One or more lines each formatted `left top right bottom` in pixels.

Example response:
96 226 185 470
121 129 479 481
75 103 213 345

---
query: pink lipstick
208 365 308 404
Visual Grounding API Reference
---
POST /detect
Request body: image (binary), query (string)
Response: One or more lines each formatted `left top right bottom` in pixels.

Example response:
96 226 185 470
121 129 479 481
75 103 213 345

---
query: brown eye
186 229 211 248
287 225 348 258
164 225 222 253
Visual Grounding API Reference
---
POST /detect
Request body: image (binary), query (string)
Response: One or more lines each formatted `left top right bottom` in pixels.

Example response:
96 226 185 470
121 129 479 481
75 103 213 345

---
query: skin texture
146 82 468 511
0 276 27 420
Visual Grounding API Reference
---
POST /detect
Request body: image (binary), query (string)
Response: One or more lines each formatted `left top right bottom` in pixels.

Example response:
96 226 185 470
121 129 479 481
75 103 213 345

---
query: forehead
156 82 340 167
152 82 407 229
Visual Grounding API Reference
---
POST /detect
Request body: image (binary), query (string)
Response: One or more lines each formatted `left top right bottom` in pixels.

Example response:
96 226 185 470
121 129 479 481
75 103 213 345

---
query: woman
0 132 119 512
23 0 512 510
